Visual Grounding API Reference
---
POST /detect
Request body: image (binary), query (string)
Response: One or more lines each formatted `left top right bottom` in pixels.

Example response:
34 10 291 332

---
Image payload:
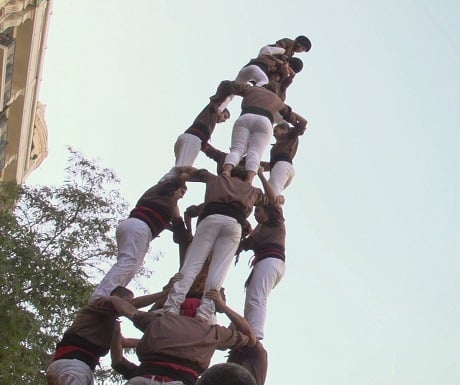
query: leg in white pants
224 116 250 167
218 65 269 111
235 65 269 87
196 217 242 319
244 258 286 339
46 359 94 385
174 133 202 167
224 114 272 173
244 116 273 173
90 218 152 301
268 161 295 197
164 215 241 319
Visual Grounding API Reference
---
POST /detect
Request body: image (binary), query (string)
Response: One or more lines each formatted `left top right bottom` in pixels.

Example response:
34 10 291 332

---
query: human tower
46 35 311 385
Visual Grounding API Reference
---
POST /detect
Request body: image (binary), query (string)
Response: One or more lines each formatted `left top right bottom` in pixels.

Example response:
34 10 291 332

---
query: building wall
0 0 52 184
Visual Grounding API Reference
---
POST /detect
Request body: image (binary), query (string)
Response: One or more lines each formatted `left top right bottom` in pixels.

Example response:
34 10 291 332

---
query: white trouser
90 218 152 301
224 114 273 173
126 376 184 385
46 359 94 385
164 214 242 320
268 160 295 197
218 65 269 111
244 258 286 340
235 65 269 87
174 133 202 167
258 45 285 56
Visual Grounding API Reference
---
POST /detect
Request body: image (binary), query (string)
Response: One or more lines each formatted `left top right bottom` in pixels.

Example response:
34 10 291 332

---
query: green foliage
0 148 129 384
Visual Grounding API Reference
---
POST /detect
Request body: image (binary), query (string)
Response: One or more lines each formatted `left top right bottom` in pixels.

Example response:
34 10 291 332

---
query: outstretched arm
131 291 164 309
131 273 183 309
210 80 250 107
281 109 307 136
204 290 257 347
110 296 139 320
201 142 227 166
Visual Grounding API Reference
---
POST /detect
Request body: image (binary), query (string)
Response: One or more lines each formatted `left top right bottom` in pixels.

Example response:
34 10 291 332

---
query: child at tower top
259 35 312 57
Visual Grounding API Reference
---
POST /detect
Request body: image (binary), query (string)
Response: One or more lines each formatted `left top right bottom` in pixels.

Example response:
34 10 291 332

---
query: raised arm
259 160 270 172
204 289 257 347
257 167 276 205
110 322 139 380
110 321 123 367
291 112 308 136
280 108 307 136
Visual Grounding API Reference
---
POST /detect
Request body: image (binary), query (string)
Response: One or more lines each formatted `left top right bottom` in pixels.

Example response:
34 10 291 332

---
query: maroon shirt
275 38 297 57
193 171 269 221
270 122 306 167
129 177 183 237
53 297 119 369
63 297 118 351
242 204 286 264
184 103 220 143
211 81 302 126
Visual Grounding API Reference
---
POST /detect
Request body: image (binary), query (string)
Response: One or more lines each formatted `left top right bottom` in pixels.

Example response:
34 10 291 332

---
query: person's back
134 311 248 374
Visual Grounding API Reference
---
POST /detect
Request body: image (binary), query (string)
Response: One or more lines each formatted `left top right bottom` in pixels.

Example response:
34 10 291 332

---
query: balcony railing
0 31 15 110
0 112 7 170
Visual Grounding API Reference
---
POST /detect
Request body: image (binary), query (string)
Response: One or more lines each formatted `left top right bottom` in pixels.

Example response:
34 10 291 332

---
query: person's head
157 177 187 199
254 206 269 224
294 35 312 53
196 363 257 385
110 286 134 301
273 122 289 140
217 108 230 123
173 184 187 200
288 57 303 73
230 166 248 181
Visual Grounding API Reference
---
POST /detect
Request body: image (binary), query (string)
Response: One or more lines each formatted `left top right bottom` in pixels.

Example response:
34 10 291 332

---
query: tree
0 147 129 384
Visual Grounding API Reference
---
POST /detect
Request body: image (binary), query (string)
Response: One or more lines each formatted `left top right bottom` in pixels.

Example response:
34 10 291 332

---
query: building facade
0 0 52 184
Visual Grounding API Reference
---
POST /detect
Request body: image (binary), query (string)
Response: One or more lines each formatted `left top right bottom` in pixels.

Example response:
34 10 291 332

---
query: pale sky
29 1 460 384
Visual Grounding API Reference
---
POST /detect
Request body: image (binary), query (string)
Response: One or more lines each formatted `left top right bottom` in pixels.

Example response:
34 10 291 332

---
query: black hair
157 176 187 196
110 286 134 298
231 166 248 181
196 363 256 385
288 57 303 73
295 35 312 52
